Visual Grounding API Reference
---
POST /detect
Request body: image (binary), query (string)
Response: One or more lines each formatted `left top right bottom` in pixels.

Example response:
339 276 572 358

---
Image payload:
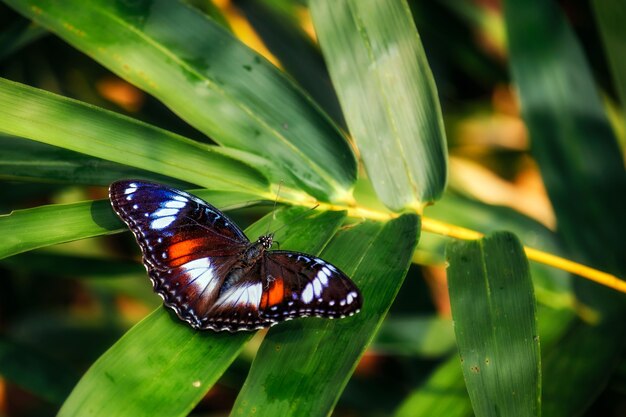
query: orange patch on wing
168 238 205 261
261 278 285 309
168 255 195 268
267 278 284 306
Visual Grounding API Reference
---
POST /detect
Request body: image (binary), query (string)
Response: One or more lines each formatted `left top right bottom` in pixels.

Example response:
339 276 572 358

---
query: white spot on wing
174 195 186 202
312 279 322 298
346 293 354 304
317 269 329 286
151 216 176 229
165 200 186 208
302 283 314 304
124 185 137 194
153 208 179 217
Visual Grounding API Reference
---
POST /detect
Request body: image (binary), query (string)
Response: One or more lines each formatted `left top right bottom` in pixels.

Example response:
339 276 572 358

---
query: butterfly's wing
110 180 264 330
200 261 276 331
259 251 362 322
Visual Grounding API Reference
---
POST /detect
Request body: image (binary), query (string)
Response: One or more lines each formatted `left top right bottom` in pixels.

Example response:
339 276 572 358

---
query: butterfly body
109 180 361 332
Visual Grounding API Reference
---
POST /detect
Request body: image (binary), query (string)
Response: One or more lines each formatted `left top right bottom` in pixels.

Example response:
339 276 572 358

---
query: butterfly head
258 234 274 250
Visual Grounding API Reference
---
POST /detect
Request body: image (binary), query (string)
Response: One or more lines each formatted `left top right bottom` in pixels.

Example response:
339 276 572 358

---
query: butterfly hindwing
260 252 362 322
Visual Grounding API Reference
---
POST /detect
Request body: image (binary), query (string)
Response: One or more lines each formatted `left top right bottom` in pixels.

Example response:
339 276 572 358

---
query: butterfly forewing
110 180 254 330
109 180 362 332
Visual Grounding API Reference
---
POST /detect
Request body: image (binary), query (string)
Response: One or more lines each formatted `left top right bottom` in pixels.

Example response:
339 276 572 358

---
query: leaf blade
311 0 448 210
0 78 269 194
447 231 540 417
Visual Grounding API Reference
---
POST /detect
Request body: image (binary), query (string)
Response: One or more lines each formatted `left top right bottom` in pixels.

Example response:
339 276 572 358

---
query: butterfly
109 180 362 332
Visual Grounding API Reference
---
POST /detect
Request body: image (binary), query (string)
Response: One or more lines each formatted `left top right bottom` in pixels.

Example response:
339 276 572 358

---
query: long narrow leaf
311 0 448 210
231 214 419 416
0 136 191 186
58 207 346 417
447 232 540 417
0 78 269 194
3 0 357 202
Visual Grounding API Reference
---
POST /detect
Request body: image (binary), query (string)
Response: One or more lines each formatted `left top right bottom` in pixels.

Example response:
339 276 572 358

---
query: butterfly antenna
266 180 283 236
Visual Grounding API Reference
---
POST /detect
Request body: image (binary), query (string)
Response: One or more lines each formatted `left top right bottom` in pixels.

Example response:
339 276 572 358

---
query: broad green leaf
593 0 626 123
310 0 448 211
447 232 540 417
504 1 626 415
0 136 191 186
231 214 419 416
0 78 269 194
4 0 357 202
0 190 262 259
58 207 346 417
0 337 78 403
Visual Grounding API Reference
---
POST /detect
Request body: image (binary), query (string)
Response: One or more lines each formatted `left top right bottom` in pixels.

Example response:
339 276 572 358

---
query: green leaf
58 207 346 417
0 78 269 194
310 0 448 210
230 214 419 416
504 1 626 415
0 136 191 186
4 0 357 202
392 191 575 417
593 0 626 123
447 231 540 417
0 190 262 259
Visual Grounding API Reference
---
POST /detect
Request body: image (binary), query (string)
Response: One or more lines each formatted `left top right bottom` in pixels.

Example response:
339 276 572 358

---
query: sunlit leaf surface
311 0 447 210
